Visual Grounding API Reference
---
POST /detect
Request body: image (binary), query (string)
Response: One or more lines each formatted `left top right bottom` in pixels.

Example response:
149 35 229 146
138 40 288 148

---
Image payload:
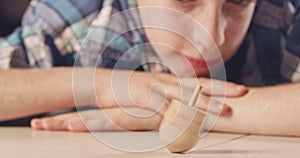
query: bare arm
0 67 80 121
213 82 300 136
0 67 246 129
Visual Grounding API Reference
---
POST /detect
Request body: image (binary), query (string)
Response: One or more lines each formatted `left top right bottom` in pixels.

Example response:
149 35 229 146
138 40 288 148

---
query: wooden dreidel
159 85 205 153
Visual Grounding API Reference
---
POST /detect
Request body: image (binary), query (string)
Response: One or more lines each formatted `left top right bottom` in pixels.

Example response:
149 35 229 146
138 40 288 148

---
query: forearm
0 67 86 121
213 83 300 136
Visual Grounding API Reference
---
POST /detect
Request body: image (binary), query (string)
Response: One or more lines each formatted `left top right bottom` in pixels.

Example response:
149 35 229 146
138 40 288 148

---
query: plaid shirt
0 0 299 86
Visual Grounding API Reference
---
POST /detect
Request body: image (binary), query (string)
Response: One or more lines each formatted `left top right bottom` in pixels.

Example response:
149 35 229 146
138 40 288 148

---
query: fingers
198 78 248 97
195 95 231 116
30 108 163 132
30 119 44 130
100 71 244 117
31 112 84 131
31 118 69 131
104 107 162 131
164 77 247 102
175 77 248 97
154 82 232 116
149 77 234 116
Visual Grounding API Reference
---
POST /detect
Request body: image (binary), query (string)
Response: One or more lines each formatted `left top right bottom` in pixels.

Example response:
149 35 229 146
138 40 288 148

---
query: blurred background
0 0 31 36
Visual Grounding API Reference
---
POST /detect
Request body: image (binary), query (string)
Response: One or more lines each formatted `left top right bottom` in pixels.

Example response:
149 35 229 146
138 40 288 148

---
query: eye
176 0 196 3
223 0 255 17
227 0 245 4
175 0 197 11
175 0 197 5
227 0 256 5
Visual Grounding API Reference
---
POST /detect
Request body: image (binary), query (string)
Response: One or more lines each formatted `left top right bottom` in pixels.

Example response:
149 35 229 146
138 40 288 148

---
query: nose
192 2 226 47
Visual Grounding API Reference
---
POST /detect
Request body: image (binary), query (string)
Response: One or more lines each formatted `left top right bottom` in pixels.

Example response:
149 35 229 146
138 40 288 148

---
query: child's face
137 0 256 76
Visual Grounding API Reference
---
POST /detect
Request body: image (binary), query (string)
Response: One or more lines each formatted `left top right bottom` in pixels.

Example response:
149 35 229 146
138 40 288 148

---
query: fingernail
31 119 42 129
33 119 41 125
68 123 76 131
215 103 231 115
208 101 227 114
216 103 223 111
221 104 231 113
235 85 246 91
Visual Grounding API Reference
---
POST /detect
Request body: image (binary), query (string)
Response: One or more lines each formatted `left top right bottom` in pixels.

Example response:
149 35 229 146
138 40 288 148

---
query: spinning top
159 85 205 153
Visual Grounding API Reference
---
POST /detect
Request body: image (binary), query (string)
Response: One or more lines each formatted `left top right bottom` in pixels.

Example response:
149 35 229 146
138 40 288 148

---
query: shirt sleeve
0 0 102 69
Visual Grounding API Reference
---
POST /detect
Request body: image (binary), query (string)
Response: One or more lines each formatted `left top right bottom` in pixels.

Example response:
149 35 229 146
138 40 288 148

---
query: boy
0 0 300 136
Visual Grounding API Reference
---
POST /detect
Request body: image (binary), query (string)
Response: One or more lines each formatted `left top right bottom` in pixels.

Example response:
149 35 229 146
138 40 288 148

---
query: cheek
221 28 245 61
221 20 252 61
144 28 186 51
220 4 256 61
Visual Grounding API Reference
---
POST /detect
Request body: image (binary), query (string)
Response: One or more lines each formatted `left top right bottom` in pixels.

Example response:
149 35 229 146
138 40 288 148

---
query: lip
181 54 209 70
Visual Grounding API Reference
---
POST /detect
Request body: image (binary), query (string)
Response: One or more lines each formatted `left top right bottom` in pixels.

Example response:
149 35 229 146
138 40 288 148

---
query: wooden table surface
1 127 299 158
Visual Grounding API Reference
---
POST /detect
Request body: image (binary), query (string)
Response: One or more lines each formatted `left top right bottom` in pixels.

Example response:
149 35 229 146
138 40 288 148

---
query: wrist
72 67 99 107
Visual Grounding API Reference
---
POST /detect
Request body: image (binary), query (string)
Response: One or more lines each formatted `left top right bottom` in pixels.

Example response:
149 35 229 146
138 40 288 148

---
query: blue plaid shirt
0 0 299 86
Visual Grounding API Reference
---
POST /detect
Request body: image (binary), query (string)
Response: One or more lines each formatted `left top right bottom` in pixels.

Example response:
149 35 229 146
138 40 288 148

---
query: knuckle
135 97 150 107
198 77 208 84
199 96 211 109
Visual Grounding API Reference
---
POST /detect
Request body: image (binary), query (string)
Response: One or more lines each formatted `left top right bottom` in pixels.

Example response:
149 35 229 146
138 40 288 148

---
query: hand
33 69 247 132
89 69 248 116
31 69 248 132
31 108 162 132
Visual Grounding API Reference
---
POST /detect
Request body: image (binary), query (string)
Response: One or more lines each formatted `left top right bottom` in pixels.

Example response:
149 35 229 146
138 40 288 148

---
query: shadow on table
190 149 267 155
